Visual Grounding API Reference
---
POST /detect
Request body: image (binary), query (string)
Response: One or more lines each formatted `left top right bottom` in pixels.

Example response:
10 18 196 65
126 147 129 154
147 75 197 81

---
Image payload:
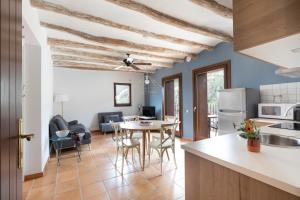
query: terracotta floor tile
23 133 186 200
99 168 121 180
135 189 167 200
57 169 78 183
55 179 79 194
157 184 184 200
123 173 149 185
27 183 55 200
148 175 172 188
127 181 156 197
82 181 107 199
79 171 102 186
84 192 110 200
107 185 137 200
32 175 56 188
103 176 128 190
22 191 28 200
23 180 33 193
54 189 81 200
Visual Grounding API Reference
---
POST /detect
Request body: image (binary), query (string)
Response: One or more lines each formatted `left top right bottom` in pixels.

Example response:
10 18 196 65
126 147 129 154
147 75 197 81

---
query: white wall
23 44 42 174
53 68 145 130
22 0 53 176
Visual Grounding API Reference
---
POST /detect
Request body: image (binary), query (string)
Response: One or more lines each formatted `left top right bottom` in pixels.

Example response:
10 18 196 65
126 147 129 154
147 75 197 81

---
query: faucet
284 103 300 117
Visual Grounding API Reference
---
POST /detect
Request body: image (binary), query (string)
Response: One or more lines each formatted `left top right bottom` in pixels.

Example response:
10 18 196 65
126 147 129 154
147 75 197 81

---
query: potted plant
238 119 261 153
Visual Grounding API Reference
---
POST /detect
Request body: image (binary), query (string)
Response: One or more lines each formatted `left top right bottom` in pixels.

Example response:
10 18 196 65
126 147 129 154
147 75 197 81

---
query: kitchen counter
252 117 292 124
182 133 300 197
252 118 300 138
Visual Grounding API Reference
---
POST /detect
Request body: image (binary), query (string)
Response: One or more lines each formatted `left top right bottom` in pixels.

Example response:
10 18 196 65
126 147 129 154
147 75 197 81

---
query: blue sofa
98 112 123 133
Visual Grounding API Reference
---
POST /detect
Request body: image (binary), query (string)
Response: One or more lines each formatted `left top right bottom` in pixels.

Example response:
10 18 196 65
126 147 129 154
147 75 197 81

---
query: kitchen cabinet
233 0 300 69
185 152 300 200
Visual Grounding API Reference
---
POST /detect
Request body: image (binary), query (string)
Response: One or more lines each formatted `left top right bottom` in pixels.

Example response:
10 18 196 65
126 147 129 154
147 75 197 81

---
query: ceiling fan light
185 56 192 62
127 57 134 63
144 75 150 85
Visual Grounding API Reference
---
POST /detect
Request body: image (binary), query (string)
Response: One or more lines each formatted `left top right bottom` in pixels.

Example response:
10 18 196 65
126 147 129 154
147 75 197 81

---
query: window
114 83 131 107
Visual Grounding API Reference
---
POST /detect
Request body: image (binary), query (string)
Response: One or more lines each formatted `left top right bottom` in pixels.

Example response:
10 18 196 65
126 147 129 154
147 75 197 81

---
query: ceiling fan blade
130 64 141 70
114 65 124 70
134 62 152 65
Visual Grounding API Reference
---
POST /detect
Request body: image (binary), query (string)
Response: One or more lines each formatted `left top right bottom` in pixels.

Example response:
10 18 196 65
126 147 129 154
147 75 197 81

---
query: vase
247 138 260 153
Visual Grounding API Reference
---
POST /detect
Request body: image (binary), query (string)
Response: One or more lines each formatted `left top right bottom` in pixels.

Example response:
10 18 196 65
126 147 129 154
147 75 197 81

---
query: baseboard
24 172 44 181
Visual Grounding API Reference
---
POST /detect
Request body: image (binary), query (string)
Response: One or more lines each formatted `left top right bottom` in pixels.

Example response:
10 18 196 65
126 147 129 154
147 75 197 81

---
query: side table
50 133 84 166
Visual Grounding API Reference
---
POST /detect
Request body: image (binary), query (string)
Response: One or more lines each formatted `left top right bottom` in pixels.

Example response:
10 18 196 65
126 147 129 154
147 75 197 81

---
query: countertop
253 118 300 138
252 117 292 124
181 133 300 197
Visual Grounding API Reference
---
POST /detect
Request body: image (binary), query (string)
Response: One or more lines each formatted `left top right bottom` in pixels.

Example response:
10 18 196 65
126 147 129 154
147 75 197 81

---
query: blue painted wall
147 42 300 138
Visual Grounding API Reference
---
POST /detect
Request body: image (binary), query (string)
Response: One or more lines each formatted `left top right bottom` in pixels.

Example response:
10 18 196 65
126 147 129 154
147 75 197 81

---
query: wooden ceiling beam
31 0 213 49
41 22 197 58
51 47 172 68
189 0 232 18
51 54 163 69
52 55 121 65
48 38 182 63
54 61 154 73
105 0 232 41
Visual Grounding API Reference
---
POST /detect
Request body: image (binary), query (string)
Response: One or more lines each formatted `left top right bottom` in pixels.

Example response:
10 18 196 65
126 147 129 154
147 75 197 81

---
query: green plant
238 119 260 139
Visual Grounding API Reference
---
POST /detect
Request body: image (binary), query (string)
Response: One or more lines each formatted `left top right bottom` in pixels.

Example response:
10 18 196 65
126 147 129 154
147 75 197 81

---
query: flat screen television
142 106 155 117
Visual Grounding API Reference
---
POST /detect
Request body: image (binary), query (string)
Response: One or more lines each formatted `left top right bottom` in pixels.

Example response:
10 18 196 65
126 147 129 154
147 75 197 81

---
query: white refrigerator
218 88 259 135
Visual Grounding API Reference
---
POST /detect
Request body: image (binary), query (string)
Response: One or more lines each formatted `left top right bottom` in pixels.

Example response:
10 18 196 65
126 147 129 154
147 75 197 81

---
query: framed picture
114 83 132 107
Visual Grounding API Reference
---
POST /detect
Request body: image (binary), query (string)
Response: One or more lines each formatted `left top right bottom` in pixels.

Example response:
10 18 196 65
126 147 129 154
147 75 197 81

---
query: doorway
193 61 231 141
162 73 183 137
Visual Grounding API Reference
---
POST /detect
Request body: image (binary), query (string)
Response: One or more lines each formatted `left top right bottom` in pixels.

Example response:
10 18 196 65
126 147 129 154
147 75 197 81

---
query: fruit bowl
56 130 70 138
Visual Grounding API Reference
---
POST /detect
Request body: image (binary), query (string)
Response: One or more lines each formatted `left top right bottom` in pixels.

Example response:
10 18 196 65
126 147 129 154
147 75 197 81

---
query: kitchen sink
239 133 300 147
260 134 300 147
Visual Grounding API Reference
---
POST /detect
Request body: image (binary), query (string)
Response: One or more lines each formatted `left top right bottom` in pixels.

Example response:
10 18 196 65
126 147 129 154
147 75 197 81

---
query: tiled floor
23 133 188 200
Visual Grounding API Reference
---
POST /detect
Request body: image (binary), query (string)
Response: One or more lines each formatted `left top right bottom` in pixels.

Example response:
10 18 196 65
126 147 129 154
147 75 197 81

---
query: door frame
192 61 231 141
162 73 183 137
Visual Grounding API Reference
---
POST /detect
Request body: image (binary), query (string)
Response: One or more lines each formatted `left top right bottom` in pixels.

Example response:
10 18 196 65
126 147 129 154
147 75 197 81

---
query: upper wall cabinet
233 0 300 68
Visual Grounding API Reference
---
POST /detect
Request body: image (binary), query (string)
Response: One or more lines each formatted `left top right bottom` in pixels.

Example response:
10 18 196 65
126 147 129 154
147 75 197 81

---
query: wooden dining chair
148 122 180 175
152 115 177 141
110 121 142 175
122 116 143 140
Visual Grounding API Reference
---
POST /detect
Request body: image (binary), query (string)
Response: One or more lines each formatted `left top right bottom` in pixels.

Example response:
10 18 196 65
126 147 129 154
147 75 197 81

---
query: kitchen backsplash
260 82 300 103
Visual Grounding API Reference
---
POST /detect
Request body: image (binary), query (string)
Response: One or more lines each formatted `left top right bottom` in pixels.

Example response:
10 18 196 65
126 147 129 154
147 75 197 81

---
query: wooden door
1 0 23 199
164 80 175 116
194 74 209 140
162 73 183 137
193 61 231 141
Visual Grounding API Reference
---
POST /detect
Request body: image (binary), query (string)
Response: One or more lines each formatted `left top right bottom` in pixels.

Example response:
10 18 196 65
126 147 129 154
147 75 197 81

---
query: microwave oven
258 103 294 120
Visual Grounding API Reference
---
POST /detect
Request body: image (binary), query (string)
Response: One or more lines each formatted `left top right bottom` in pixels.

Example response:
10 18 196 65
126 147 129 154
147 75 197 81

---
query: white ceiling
32 0 233 72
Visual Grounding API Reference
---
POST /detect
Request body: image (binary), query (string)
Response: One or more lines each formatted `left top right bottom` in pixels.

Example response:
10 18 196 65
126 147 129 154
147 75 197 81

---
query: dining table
119 120 174 170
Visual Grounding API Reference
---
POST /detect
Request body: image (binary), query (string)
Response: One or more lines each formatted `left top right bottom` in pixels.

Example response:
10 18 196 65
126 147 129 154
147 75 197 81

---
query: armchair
49 115 91 150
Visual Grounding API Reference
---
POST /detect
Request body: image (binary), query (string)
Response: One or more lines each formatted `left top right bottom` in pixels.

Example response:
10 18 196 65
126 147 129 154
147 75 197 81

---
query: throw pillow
104 114 121 123
55 118 68 130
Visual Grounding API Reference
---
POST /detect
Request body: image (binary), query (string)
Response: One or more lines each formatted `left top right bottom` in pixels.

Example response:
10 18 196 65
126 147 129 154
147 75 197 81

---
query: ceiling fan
116 53 152 70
